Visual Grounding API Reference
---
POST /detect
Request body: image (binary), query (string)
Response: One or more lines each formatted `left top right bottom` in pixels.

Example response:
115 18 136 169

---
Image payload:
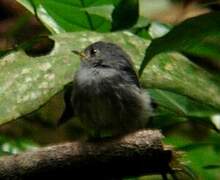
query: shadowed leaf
139 12 220 75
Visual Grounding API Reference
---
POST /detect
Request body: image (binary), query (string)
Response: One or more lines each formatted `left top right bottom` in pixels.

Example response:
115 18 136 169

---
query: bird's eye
90 48 97 56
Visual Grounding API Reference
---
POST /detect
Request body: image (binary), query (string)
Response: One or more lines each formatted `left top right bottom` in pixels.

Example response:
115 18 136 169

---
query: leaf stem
80 0 95 30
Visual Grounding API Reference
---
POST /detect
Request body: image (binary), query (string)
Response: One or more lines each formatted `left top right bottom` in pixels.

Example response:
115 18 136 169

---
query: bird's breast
72 66 151 137
75 67 123 93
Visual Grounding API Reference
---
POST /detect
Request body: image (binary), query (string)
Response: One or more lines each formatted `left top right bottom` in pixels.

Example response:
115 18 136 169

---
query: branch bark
0 130 174 179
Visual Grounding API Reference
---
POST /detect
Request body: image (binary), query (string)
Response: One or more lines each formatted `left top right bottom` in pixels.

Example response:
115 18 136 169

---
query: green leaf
0 50 13 58
150 89 218 117
132 16 150 29
111 0 139 31
149 89 219 131
141 52 220 110
0 136 38 155
130 17 151 40
203 164 220 170
139 12 220 75
16 0 118 33
0 31 147 125
0 32 220 126
148 22 170 39
165 132 220 179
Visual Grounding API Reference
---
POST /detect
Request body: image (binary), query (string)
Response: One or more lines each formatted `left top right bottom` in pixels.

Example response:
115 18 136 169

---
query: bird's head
73 41 132 69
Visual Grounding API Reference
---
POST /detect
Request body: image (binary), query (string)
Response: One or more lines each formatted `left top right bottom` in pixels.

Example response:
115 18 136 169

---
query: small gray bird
59 41 152 138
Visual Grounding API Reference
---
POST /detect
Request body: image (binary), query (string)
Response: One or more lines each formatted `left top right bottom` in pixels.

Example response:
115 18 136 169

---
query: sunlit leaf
17 0 119 33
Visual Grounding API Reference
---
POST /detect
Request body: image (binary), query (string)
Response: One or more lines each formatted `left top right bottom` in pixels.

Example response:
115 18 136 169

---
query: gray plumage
61 41 152 138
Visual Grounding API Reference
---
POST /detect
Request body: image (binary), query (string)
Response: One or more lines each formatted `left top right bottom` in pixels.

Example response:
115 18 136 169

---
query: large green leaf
139 12 220 75
17 0 118 33
0 32 220 126
17 0 142 33
0 31 144 125
111 0 139 31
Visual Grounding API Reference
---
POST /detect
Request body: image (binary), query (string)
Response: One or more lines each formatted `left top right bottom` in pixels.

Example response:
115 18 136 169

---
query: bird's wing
121 62 140 88
57 82 74 126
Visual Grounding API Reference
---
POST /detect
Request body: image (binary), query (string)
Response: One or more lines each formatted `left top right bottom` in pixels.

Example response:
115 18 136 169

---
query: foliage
139 12 220 74
0 135 38 156
0 0 219 179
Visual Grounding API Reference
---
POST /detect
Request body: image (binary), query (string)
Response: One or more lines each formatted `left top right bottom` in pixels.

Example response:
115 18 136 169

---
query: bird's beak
72 50 86 59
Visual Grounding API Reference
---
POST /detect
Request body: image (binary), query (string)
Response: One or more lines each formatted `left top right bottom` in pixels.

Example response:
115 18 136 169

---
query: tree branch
0 130 175 179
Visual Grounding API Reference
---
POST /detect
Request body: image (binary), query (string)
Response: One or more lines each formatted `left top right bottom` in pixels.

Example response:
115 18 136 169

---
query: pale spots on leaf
32 74 40 81
7 105 20 119
21 68 31 74
0 60 6 66
39 62 52 71
151 65 159 72
42 90 48 95
25 77 33 83
13 74 19 78
88 37 102 43
80 37 88 42
16 94 30 104
22 94 29 102
63 57 71 64
47 82 55 89
44 73 55 80
39 81 49 89
82 33 88 38
3 80 14 92
164 64 173 71
30 91 41 100
19 84 29 92
123 31 134 36
11 111 20 120
0 53 16 66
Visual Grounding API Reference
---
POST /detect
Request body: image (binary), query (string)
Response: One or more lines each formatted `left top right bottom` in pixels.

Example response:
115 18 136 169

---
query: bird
58 41 152 139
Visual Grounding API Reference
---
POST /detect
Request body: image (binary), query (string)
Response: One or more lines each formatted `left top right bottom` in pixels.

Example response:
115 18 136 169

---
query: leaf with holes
1 32 220 126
